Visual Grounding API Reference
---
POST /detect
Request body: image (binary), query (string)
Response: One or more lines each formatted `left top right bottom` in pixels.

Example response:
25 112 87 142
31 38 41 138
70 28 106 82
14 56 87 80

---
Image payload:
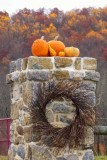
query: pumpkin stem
41 36 45 40
54 35 59 41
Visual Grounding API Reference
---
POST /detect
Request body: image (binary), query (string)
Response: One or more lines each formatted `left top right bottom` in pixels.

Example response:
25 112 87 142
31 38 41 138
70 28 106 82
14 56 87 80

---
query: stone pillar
7 56 100 160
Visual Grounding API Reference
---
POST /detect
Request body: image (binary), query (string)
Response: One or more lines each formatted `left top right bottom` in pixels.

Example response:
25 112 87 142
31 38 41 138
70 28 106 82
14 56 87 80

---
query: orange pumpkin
48 36 65 54
31 37 48 57
64 47 80 57
58 51 65 57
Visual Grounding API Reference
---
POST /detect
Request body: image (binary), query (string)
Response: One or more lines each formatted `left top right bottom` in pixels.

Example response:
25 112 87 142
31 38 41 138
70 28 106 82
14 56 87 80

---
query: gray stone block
11 72 20 82
82 150 94 160
55 57 72 68
17 144 25 159
69 71 74 79
74 57 82 70
30 143 53 160
79 81 96 91
73 72 84 80
83 57 97 70
66 154 79 160
18 72 26 82
22 57 28 70
16 58 22 71
84 71 100 81
54 70 70 80
26 70 52 81
28 56 53 69
60 115 73 125
52 103 71 113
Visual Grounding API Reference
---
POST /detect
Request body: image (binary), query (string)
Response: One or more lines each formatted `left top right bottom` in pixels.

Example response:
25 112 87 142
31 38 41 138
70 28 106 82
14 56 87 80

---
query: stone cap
6 56 100 83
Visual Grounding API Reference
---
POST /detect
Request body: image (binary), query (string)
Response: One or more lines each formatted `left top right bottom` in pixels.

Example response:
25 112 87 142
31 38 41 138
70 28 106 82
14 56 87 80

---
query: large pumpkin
64 47 80 57
31 37 49 57
48 37 65 54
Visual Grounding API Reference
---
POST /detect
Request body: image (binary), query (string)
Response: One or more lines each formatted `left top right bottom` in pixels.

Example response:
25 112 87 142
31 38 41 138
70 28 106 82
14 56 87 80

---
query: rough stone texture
11 105 19 120
60 115 74 125
12 72 20 81
16 59 22 71
74 58 82 70
84 71 100 82
85 91 96 107
18 72 26 83
26 70 52 81
54 70 70 80
14 135 24 145
30 143 53 160
45 109 54 123
28 56 53 69
83 127 94 149
79 81 96 91
82 150 94 160
83 58 97 70
8 144 17 160
17 144 25 159
6 73 12 84
23 125 32 142
32 131 41 142
12 83 22 102
52 103 72 113
6 72 20 84
66 154 79 160
10 119 23 144
16 126 24 135
55 57 72 68
22 58 28 70
24 143 32 160
7 57 100 160
22 81 41 106
69 71 74 79
46 99 76 128
19 110 31 126
73 72 84 80
22 81 33 105
10 61 16 73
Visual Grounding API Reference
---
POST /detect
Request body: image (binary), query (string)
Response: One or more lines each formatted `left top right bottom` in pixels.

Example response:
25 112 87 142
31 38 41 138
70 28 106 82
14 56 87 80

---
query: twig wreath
30 80 95 148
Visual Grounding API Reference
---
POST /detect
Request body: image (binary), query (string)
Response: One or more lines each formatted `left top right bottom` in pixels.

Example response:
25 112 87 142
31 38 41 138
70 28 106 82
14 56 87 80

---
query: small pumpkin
64 47 80 57
49 45 57 56
31 36 49 57
48 36 65 54
58 51 65 57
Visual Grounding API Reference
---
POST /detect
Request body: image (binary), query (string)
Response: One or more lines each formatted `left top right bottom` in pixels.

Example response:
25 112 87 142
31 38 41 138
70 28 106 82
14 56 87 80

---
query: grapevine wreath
30 80 95 148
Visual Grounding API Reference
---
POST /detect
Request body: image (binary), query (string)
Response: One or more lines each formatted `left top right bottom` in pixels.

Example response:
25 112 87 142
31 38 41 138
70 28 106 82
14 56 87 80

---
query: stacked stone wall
7 56 100 160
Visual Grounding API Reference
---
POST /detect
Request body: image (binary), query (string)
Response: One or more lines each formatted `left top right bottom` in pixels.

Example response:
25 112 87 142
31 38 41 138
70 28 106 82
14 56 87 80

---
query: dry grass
95 156 107 160
0 156 8 160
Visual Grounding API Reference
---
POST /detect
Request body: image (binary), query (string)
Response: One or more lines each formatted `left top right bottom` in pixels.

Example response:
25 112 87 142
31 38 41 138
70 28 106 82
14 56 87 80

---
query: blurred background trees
0 6 107 120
